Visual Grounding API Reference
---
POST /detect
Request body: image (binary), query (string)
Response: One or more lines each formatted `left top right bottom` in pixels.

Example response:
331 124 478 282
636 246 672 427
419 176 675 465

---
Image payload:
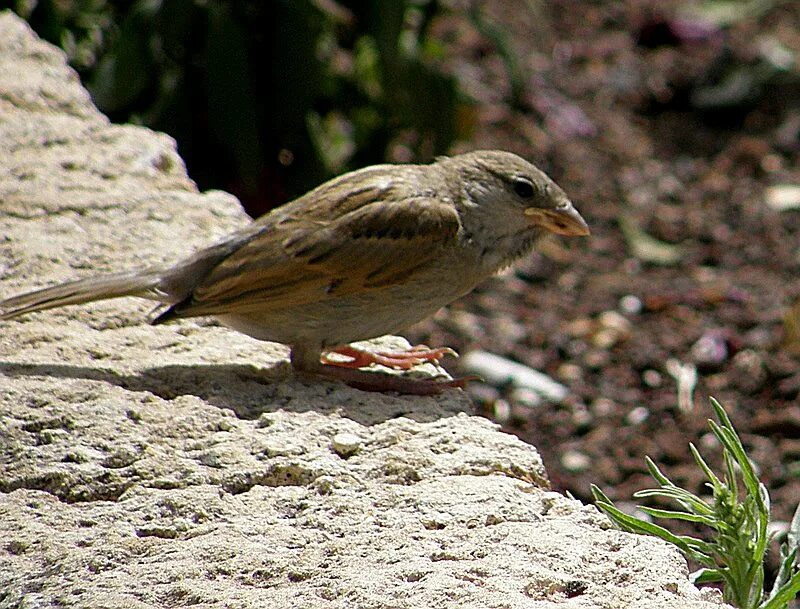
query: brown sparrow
0 150 589 394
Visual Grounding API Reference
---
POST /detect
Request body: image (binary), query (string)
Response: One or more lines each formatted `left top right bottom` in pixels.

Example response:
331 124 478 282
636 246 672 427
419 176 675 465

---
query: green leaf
768 549 798 602
644 455 674 486
594 500 715 564
590 485 614 505
760 571 800 609
594 398 800 609
633 487 714 515
689 442 725 491
692 568 725 585
638 507 717 526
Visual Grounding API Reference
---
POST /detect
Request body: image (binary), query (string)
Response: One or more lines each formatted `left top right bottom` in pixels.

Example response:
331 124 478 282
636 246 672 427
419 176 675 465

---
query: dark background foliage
11 0 466 216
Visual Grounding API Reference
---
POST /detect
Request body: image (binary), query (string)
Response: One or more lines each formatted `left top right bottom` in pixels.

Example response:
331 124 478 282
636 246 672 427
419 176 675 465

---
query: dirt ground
406 0 800 540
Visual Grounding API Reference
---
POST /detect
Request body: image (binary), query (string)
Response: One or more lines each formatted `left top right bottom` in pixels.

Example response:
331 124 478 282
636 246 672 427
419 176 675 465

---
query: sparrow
0 150 589 394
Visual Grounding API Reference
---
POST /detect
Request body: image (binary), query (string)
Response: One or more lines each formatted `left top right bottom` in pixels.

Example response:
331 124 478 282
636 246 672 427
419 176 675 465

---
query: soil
405 0 800 546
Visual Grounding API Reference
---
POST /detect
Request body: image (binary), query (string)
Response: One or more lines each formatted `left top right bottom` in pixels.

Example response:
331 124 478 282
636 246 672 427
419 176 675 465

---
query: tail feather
0 270 167 320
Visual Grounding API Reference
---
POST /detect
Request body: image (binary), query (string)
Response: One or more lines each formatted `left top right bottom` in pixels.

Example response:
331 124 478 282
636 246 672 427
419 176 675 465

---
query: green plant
592 398 800 609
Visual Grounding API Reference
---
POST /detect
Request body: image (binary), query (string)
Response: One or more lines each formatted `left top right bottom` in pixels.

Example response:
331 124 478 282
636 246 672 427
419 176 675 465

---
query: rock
0 11 726 609
626 405 651 426
765 184 800 211
691 331 729 369
561 449 592 473
461 351 569 402
331 432 363 457
619 294 644 314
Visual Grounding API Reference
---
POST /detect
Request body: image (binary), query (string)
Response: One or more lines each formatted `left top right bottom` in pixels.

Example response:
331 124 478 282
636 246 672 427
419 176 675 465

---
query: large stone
0 12 724 609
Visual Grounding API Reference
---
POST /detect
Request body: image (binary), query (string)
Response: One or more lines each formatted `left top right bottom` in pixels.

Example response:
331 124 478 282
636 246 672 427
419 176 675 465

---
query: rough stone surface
0 12 726 609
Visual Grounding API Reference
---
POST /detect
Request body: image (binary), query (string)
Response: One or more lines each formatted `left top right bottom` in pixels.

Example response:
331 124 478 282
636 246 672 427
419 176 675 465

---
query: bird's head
441 150 590 243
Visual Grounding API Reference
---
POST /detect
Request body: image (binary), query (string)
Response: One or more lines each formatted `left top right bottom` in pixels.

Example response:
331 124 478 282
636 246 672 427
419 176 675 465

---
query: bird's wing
168 189 461 318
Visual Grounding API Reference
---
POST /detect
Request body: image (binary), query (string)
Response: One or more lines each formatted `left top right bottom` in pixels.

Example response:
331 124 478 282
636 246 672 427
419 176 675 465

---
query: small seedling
592 398 800 609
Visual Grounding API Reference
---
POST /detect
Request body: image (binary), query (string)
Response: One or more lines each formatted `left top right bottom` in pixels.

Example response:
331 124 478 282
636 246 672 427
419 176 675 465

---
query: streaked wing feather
177 194 460 316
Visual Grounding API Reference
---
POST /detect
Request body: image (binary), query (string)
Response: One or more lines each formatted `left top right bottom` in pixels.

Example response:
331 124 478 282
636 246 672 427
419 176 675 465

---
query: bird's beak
524 202 590 237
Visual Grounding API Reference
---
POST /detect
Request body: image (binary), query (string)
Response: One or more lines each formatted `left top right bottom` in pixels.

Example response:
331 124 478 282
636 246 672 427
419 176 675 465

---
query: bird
0 150 589 394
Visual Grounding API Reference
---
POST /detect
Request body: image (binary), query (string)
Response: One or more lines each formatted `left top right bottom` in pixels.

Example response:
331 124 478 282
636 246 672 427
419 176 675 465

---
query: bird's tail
0 269 167 320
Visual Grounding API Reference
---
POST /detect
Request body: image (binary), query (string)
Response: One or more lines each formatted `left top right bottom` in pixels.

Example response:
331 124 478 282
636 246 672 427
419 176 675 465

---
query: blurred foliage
10 0 472 215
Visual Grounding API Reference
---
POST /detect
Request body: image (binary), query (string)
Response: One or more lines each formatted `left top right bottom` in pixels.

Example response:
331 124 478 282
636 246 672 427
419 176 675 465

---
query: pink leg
321 344 458 370
290 343 474 395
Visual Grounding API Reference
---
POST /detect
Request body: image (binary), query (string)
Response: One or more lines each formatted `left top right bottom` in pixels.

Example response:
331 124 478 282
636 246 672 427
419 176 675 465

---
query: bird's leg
321 344 457 370
288 344 472 395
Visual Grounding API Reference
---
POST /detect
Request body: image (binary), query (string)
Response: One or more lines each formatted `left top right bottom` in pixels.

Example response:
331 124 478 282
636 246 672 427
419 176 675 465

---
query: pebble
571 403 593 428
642 369 663 387
625 406 650 426
619 294 643 314
592 310 632 348
331 433 363 458
492 314 527 345
731 349 767 393
583 349 610 369
592 328 619 349
698 431 719 450
691 331 728 368
592 398 616 417
765 184 800 211
565 317 593 337
561 449 592 473
744 327 773 349
557 363 583 382
461 351 568 402
599 310 632 332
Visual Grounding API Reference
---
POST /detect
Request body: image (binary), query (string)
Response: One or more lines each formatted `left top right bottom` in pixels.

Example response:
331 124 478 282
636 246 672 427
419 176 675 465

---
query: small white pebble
592 398 616 417
691 333 728 367
561 450 591 473
598 310 632 333
331 433 363 457
571 404 593 428
699 432 719 450
625 406 650 426
766 184 800 211
461 351 568 402
760 154 782 173
642 369 663 388
556 363 583 382
619 294 643 314
592 328 619 349
565 317 593 337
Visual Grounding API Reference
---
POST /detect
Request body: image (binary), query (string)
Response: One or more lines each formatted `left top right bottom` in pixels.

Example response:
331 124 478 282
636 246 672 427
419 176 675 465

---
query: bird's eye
513 177 535 199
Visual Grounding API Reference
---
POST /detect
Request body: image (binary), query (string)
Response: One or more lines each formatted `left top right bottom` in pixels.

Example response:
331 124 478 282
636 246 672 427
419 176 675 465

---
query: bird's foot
291 343 472 394
321 344 457 370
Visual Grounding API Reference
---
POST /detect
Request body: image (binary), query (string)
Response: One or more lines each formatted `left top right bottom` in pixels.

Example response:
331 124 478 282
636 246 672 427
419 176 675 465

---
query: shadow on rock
0 361 472 425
